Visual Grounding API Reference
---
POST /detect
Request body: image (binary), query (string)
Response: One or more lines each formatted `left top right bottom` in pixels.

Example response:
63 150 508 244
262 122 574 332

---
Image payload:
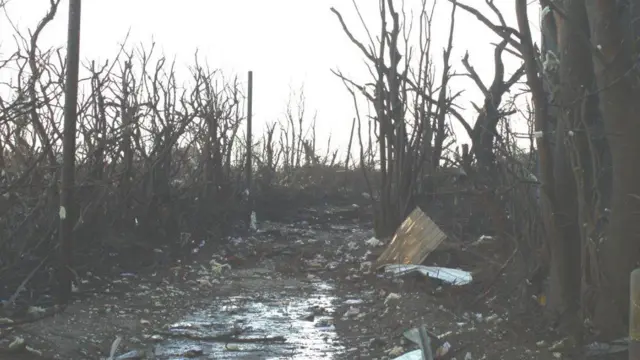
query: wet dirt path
154 267 346 359
1 205 368 359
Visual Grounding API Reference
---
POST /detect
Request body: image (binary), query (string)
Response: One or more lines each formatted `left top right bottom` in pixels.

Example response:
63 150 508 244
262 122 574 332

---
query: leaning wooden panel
375 207 447 269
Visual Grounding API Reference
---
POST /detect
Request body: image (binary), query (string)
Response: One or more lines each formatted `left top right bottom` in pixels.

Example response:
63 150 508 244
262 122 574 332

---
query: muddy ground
0 204 623 359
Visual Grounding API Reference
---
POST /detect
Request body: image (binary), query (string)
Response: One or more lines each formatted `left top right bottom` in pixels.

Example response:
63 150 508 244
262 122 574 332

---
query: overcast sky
1 0 540 155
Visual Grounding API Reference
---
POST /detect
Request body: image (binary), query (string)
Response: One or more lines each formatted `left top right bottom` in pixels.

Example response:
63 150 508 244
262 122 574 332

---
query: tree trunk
586 0 640 339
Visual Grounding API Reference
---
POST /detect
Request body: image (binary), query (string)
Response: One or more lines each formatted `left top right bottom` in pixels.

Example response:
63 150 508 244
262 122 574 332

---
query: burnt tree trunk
586 0 640 339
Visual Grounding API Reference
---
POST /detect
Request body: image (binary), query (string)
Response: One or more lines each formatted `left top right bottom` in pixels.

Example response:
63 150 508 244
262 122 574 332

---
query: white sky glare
1 0 539 155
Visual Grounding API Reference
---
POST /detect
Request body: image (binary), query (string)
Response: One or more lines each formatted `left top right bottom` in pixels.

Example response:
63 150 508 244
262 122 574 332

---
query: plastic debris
365 237 384 247
344 299 364 305
584 337 628 357
343 306 360 318
384 264 472 285
391 349 422 360
388 346 405 357
384 292 401 305
114 350 146 360
403 327 451 358
250 211 257 231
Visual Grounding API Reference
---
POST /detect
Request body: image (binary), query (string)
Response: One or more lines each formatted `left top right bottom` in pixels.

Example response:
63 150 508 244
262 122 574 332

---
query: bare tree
332 0 460 237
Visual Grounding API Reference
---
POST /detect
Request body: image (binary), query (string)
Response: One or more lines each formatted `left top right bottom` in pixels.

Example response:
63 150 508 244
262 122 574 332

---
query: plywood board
375 207 447 269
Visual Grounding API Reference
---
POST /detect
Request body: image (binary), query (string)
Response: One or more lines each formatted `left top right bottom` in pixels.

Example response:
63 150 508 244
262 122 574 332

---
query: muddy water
155 269 345 359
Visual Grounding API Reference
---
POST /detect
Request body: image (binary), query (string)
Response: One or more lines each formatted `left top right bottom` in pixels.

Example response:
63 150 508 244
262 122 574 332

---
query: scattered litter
181 347 204 357
344 299 364 305
548 337 569 351
376 207 448 269
26 306 46 316
106 336 122 360
471 235 494 246
343 306 360 318
584 337 628 357
438 342 452 357
384 264 472 285
384 292 401 305
391 349 422 359
360 261 372 273
306 254 327 268
196 278 213 288
403 327 451 357
209 260 231 275
315 318 334 328
326 261 339 270
8 337 25 351
388 345 405 356
25 346 43 356
250 211 258 231
114 350 146 359
365 237 384 247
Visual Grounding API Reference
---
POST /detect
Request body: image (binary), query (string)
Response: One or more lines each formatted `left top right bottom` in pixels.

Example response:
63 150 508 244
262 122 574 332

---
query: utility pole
246 71 253 229
58 0 81 304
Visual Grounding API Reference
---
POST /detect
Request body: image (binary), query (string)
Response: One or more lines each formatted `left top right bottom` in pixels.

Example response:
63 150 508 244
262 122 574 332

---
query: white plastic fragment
388 346 405 357
384 292 401 305
106 335 122 360
384 264 472 285
250 211 257 231
365 237 384 247
343 306 360 318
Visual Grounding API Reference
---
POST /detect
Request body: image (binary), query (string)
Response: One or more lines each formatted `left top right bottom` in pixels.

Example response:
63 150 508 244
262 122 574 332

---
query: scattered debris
106 335 122 360
388 345 405 356
344 299 364 305
8 336 25 352
250 211 258 231
209 260 231 275
403 326 451 358
471 235 494 246
375 207 448 269
365 237 384 247
360 261 372 273
384 292 402 305
584 337 628 357
383 264 472 285
326 261 339 270
391 349 422 360
114 350 147 359
343 306 360 318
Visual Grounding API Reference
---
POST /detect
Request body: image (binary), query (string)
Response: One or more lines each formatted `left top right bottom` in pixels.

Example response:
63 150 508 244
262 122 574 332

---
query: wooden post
246 71 253 226
58 0 82 304
630 268 640 359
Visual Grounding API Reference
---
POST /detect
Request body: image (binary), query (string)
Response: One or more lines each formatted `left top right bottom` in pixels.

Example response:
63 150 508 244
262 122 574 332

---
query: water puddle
155 281 345 359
